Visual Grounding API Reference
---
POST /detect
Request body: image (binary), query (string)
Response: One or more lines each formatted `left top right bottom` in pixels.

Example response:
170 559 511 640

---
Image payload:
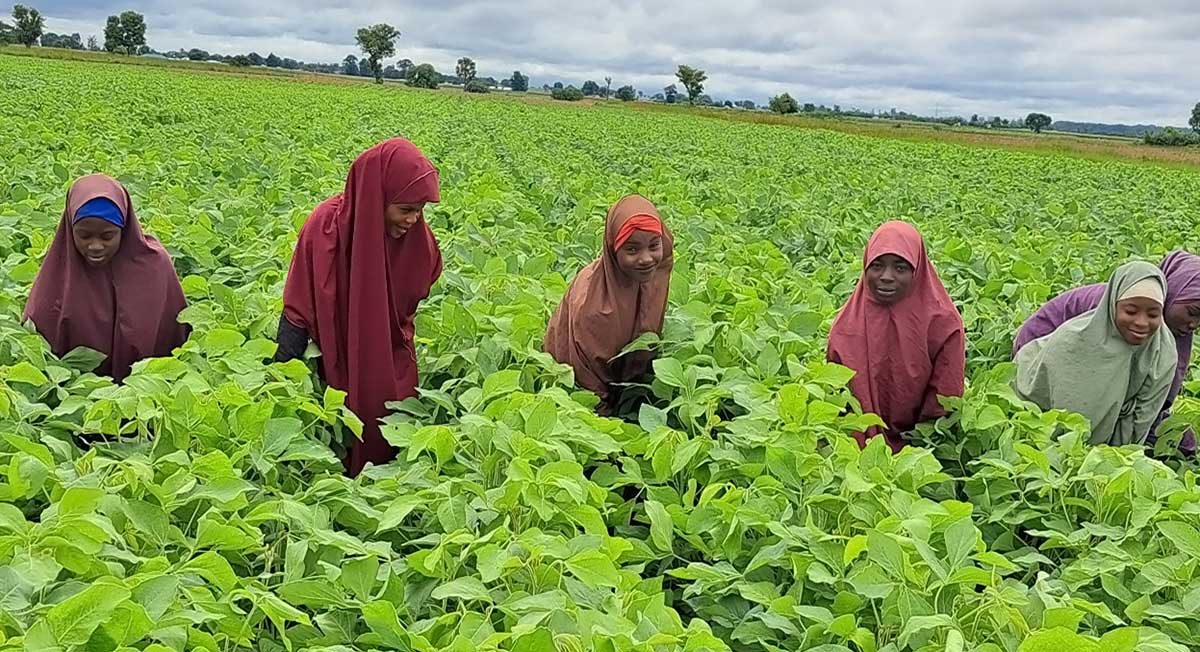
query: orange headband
614 214 663 249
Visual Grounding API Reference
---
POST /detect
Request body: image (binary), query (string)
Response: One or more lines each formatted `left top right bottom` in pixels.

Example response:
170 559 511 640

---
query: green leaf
645 500 674 552
565 550 620 588
481 369 522 403
1018 627 1099 652
430 576 493 603
203 328 246 353
843 535 867 567
131 574 179 620
341 556 379 602
361 600 410 649
38 582 132 647
179 551 238 592
944 518 976 570
1157 521 1200 557
653 358 686 388
867 530 904 577
278 580 353 609
4 361 48 386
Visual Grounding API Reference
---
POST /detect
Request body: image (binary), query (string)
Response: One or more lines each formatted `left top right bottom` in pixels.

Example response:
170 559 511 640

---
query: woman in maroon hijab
24 174 189 382
826 221 965 452
276 138 443 476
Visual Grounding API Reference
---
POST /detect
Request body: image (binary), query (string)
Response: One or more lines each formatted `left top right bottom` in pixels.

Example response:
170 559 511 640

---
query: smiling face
1114 296 1164 346
385 202 426 239
865 253 914 305
614 230 665 283
1164 299 1200 338
71 217 123 267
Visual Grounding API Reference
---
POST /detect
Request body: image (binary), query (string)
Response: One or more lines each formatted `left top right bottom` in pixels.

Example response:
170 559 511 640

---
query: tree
396 58 413 78
675 65 707 104
455 57 476 87
551 85 584 101
246 52 263 66
464 79 489 94
41 32 83 49
0 21 13 45
186 48 209 61
355 23 400 83
663 84 678 104
769 93 799 114
265 53 281 67
86 35 99 51
615 85 636 101
102 11 145 55
11 4 43 47
1025 112 1052 134
1190 103 1200 134
553 81 563 90
736 100 756 110
342 55 359 76
581 80 600 96
229 54 251 67
358 57 372 77
508 70 529 92
604 76 612 99
408 63 439 89
802 102 816 113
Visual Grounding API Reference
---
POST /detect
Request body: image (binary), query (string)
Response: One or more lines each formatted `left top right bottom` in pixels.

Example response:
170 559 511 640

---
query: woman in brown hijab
24 174 189 382
543 195 674 412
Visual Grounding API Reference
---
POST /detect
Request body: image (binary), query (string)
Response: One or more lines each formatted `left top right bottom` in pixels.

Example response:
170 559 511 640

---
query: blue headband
73 197 125 229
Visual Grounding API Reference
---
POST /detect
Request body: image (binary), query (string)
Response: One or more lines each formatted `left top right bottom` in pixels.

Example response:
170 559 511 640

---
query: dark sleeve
274 314 310 363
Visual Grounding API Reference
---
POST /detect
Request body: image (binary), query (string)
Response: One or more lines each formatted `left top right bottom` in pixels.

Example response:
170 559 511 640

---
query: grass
6 44 1200 170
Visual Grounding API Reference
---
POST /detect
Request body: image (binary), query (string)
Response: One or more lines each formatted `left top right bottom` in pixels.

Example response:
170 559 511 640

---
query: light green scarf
1015 261 1177 446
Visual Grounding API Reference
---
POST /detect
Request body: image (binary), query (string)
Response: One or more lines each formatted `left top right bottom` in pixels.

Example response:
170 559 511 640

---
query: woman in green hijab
1015 261 1177 446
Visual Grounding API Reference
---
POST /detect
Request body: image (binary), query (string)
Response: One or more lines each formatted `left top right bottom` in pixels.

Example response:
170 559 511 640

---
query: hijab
543 195 674 402
282 138 442 476
1014 261 1177 446
827 221 965 450
24 174 189 382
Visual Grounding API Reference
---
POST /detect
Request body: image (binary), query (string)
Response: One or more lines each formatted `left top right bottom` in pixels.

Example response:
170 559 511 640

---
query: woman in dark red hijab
277 138 442 476
826 221 965 452
24 174 189 382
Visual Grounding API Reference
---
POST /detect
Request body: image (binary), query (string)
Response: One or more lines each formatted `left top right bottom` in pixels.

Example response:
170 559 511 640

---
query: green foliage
551 85 584 101
407 62 439 89
1026 112 1053 134
102 11 145 55
581 80 601 96
3 53 1200 652
355 23 400 83
1143 128 1200 147
675 64 707 103
1190 102 1200 134
508 70 528 92
464 79 489 94
770 93 799 114
615 85 636 102
10 4 42 47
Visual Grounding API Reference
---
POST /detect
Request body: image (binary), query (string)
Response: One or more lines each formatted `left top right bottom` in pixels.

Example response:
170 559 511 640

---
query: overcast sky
36 0 1199 125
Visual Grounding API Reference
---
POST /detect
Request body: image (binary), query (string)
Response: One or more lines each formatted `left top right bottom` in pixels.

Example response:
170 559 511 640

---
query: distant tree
382 64 401 79
102 11 145 54
356 23 400 83
769 93 799 114
86 34 99 51
229 54 251 67
509 70 528 92
802 102 816 113
244 52 262 66
358 57 372 77
551 85 584 101
264 52 280 67
735 100 756 110
652 93 664 102
342 54 359 76
833 104 841 113
281 57 299 70
603 76 612 98
542 84 551 92
1190 103 1200 134
615 85 636 101
723 100 733 108
11 4 43 47
455 57 476 87
553 81 564 90
1025 112 1051 133
0 20 11 45
408 63 440 89
186 48 209 61
581 80 600 96
663 84 678 104
41 32 83 49
396 58 413 78
674 65 707 104
464 79 489 94
696 94 713 106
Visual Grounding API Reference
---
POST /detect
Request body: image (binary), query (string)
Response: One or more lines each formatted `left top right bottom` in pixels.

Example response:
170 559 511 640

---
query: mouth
1126 331 1150 344
634 265 657 275
873 286 898 299
86 254 109 265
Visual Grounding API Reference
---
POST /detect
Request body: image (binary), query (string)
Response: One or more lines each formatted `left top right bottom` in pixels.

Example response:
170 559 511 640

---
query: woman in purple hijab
1014 251 1200 453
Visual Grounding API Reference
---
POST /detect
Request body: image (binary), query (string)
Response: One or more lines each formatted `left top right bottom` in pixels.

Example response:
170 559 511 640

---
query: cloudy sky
36 0 1200 125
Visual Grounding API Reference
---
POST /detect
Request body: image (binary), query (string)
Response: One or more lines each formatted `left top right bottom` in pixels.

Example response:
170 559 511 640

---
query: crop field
5 54 1200 652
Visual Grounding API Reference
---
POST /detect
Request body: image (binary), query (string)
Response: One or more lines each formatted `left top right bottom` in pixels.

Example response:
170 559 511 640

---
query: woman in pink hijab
24 174 189 382
826 221 966 451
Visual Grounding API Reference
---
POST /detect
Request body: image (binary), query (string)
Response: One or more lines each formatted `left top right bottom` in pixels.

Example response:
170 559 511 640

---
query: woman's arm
921 328 966 421
274 314 310 363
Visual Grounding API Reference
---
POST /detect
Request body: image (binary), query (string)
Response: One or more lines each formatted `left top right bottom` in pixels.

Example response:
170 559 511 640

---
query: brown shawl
24 174 189 382
543 195 674 402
